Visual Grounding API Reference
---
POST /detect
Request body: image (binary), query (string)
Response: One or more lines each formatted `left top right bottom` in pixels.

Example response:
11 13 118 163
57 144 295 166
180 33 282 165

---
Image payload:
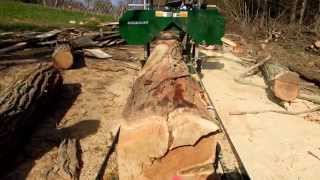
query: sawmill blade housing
119 7 225 45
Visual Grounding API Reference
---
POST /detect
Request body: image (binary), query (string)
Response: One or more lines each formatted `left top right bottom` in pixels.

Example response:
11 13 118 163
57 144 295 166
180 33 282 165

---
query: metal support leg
194 44 202 73
142 43 150 67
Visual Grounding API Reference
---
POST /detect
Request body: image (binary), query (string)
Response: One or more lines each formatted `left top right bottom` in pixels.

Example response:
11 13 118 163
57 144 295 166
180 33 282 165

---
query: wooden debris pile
0 24 125 70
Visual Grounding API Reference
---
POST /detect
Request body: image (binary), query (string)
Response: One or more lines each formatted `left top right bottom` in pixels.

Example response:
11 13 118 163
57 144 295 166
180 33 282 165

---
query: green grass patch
0 1 113 31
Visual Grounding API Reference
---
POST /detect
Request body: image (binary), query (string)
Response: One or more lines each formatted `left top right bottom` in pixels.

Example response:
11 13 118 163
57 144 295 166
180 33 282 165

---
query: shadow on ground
206 143 251 180
0 83 100 179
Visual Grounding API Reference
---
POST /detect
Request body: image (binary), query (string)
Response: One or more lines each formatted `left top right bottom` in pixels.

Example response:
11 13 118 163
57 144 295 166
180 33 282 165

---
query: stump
261 62 300 102
0 64 62 162
118 35 220 180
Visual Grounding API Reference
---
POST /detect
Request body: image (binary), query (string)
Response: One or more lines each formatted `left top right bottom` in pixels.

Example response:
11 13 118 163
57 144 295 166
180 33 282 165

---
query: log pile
0 64 62 163
0 26 125 70
117 34 220 179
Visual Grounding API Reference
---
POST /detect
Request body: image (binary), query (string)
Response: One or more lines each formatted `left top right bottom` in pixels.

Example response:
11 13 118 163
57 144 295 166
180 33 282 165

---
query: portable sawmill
118 1 251 179
119 0 225 72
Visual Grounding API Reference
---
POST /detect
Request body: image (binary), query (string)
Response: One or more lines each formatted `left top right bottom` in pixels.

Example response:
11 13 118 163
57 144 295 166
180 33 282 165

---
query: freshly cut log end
53 44 74 70
261 62 300 102
273 72 300 101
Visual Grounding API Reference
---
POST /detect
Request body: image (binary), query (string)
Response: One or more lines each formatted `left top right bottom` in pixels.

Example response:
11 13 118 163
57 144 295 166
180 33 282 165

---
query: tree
290 0 299 23
299 0 307 25
93 0 113 14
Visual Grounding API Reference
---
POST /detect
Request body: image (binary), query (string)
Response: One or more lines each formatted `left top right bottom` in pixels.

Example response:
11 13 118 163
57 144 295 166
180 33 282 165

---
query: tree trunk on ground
0 64 62 163
118 33 220 180
52 44 74 70
261 62 300 102
289 65 320 86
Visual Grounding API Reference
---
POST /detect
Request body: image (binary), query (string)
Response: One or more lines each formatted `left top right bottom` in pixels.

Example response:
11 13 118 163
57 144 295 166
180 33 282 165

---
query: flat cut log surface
0 64 62 162
261 62 300 102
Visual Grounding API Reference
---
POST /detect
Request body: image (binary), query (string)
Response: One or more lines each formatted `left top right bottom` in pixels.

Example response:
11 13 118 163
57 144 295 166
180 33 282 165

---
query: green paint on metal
119 9 224 45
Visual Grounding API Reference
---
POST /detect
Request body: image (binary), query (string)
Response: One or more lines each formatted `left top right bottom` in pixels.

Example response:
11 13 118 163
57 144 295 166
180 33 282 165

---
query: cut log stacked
0 64 62 163
117 34 220 179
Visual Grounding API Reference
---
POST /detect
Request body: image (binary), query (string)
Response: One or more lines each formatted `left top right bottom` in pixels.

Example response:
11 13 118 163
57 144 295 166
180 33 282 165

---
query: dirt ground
0 46 143 180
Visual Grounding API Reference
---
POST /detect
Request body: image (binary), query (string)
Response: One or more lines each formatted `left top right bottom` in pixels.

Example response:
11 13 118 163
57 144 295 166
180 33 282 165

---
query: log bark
123 38 210 119
119 34 220 180
289 65 320 86
261 62 300 102
0 64 62 162
52 44 74 70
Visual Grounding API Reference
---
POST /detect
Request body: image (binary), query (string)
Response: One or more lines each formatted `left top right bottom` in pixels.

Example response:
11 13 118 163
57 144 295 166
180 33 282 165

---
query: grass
0 1 113 31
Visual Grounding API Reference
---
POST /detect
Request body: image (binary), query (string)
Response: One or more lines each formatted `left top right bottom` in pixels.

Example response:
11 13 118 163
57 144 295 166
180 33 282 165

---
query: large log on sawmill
0 64 62 163
260 62 300 102
118 33 220 180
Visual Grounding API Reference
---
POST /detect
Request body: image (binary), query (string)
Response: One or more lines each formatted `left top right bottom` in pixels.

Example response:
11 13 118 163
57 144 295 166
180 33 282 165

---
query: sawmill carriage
119 0 224 72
